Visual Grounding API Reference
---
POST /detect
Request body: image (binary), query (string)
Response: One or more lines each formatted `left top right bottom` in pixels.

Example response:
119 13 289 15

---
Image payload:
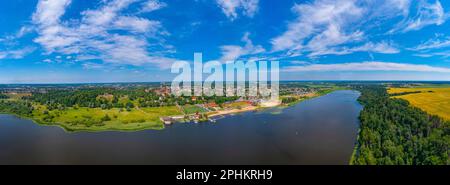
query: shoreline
0 113 164 133
207 90 342 119
1 90 343 132
207 105 260 118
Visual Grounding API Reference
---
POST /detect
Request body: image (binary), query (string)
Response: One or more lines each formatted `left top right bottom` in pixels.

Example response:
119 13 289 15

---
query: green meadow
30 105 182 132
182 105 208 114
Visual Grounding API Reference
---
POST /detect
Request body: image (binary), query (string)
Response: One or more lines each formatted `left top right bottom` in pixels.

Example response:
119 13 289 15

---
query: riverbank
0 104 180 132
0 90 363 165
207 105 259 118
0 89 342 132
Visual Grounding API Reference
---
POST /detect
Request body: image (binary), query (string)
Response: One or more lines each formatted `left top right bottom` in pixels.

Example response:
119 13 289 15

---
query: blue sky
1 0 450 83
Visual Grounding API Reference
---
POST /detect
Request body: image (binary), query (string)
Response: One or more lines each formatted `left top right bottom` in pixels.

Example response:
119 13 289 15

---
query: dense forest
352 86 449 165
24 88 172 109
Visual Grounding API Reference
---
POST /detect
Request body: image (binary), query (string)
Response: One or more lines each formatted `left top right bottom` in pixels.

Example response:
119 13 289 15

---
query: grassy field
388 87 450 120
30 105 182 132
182 105 208 114
223 101 251 109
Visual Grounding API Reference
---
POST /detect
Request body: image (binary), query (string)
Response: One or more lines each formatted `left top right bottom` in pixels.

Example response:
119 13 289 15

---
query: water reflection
0 90 361 165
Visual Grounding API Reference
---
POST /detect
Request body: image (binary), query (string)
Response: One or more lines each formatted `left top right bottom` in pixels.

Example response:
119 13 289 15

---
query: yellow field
388 87 450 120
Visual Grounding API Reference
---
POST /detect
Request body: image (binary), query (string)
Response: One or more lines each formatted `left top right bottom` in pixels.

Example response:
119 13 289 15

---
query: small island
0 82 344 132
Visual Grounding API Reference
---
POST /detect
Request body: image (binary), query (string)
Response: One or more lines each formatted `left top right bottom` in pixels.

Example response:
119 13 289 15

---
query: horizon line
1 80 450 85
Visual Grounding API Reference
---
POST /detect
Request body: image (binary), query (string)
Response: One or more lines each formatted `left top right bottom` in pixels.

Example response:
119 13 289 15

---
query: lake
0 90 362 165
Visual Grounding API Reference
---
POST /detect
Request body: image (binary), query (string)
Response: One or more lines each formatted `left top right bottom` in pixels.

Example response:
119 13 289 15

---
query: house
204 102 219 110
153 86 171 96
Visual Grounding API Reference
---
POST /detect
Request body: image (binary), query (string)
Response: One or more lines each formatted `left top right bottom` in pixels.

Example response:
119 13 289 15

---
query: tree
101 114 111 122
351 86 449 165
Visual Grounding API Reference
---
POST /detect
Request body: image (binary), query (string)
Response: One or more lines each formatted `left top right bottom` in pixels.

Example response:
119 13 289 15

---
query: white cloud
42 59 53 63
92 34 153 65
307 26 364 53
32 0 72 26
270 0 448 58
149 56 187 69
216 0 259 20
113 16 162 33
269 0 402 57
354 42 400 54
411 36 450 50
140 0 166 13
414 50 450 58
31 0 175 68
16 26 34 38
309 41 399 57
271 0 365 53
284 61 450 73
81 0 136 26
405 0 446 31
218 32 265 61
391 0 447 33
289 61 311 65
0 47 36 59
82 62 105 70
387 0 411 16
410 34 450 57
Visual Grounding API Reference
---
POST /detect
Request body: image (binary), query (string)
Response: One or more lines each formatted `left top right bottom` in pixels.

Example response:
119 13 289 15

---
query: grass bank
3 105 182 132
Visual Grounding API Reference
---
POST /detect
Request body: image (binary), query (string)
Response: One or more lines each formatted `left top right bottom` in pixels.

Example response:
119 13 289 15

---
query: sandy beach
207 106 259 118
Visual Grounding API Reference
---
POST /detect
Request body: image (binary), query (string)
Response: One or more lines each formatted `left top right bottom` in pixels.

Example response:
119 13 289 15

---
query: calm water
0 90 362 165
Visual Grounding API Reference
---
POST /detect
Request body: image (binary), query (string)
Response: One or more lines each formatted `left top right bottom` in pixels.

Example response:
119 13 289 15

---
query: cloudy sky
1 0 450 83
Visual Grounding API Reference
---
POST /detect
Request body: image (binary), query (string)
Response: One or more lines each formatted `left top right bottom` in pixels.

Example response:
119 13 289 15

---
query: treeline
281 97 299 104
352 86 449 165
24 88 153 109
0 94 8 99
23 88 240 110
0 100 34 116
389 91 423 96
